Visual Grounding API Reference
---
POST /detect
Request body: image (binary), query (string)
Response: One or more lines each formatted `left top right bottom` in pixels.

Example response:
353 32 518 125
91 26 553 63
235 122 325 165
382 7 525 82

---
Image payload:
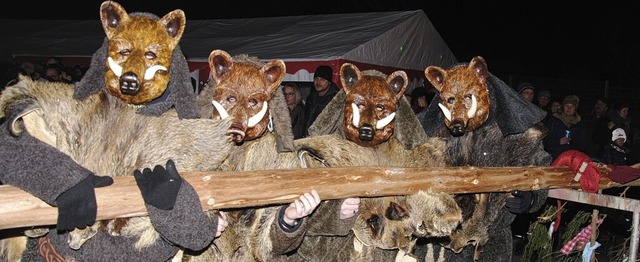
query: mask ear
340 63 360 95
100 1 130 39
387 70 408 101
208 49 234 85
262 60 286 95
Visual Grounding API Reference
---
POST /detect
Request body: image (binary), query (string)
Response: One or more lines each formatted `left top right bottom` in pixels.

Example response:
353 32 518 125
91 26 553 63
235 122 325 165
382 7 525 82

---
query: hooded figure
416 57 551 262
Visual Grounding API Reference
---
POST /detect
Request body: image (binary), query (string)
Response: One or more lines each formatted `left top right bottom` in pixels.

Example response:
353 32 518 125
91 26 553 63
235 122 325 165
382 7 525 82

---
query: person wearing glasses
283 82 306 139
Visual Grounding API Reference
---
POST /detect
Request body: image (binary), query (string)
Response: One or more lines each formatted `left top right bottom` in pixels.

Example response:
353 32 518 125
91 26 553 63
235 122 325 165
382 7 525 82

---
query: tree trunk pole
0 165 636 230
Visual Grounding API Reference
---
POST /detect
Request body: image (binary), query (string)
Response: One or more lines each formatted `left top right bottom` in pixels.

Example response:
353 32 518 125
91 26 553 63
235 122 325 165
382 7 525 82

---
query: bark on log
1 165 638 230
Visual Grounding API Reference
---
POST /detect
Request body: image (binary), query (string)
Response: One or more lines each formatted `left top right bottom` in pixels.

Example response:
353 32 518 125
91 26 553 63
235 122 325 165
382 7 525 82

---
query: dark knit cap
538 90 551 99
516 82 535 93
314 65 333 82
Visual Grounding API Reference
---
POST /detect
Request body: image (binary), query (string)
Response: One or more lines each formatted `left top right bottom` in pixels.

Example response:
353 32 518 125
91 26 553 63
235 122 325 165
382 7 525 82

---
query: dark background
3 1 640 88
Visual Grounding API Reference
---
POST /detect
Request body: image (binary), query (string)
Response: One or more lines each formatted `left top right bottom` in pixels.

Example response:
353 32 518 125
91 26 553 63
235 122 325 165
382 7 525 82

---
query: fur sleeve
304 199 356 236
0 122 90 205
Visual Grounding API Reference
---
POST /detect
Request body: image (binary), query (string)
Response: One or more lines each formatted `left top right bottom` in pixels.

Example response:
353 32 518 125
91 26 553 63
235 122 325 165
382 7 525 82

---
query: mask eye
144 52 157 60
249 98 258 107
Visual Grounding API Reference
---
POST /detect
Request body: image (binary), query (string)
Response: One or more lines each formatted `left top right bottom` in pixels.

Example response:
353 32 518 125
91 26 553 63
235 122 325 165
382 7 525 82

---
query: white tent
1 10 457 91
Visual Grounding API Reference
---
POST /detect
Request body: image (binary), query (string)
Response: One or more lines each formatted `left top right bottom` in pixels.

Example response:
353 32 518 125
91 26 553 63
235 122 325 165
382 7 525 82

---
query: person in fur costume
285 63 462 261
416 56 551 261
185 49 358 261
0 2 224 261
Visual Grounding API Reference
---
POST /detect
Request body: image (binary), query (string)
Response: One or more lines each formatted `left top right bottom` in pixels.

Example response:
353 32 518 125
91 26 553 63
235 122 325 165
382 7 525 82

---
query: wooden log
0 165 638 230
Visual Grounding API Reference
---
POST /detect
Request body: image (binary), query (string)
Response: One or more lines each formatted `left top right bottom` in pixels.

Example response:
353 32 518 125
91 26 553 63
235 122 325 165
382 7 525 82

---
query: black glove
505 190 536 214
55 174 114 232
134 160 183 210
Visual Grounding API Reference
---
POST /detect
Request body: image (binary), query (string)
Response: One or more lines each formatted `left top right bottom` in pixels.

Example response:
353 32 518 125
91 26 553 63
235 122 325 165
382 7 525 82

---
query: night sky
3 1 640 88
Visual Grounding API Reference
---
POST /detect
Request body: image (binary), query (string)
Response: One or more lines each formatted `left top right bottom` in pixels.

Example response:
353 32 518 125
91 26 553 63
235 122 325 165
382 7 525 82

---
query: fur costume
185 50 308 262
415 56 552 262
289 63 463 261
0 2 227 261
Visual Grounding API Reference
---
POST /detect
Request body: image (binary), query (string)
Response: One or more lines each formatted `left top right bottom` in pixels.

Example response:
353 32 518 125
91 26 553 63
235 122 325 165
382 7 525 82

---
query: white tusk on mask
211 100 229 119
144 65 168 80
351 103 360 128
376 112 396 129
107 57 123 77
247 101 268 128
467 94 478 119
438 103 452 121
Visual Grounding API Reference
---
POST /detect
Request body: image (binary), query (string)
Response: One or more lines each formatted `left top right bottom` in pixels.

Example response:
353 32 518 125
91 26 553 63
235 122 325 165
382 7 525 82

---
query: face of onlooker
519 88 534 102
593 99 608 117
45 67 61 82
283 86 296 107
313 77 330 95
537 96 549 107
563 103 577 116
618 107 629 119
551 101 562 114
614 137 626 147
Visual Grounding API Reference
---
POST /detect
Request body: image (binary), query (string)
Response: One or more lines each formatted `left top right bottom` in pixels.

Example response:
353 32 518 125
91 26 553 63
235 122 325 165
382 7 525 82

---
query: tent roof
1 10 457 72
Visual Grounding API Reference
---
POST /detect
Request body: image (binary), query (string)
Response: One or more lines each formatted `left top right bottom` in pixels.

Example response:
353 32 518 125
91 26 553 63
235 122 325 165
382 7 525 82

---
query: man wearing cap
516 82 535 103
302 65 339 137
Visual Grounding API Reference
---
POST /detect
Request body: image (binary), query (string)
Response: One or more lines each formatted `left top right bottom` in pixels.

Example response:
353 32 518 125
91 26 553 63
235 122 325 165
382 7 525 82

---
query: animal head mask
425 56 491 136
340 63 408 147
100 1 185 105
206 49 286 143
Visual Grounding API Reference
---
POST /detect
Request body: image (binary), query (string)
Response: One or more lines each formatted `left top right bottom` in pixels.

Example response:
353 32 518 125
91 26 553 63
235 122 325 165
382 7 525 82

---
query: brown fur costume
0 77 233 261
288 63 462 261
415 56 552 262
185 50 306 262
0 2 227 261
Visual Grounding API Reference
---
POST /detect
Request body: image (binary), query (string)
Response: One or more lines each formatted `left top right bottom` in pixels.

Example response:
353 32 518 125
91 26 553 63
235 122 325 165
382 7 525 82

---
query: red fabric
551 150 601 193
607 165 640 184
560 218 603 254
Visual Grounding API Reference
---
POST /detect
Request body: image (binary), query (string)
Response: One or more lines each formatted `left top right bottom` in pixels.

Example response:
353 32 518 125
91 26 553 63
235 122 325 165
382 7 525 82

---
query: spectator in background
302 65 339 137
283 82 306 139
70 64 85 84
550 99 562 115
404 91 412 106
583 97 613 158
544 95 588 159
608 103 632 148
536 89 551 111
45 56 63 68
410 86 429 114
516 81 535 103
601 128 631 165
44 56 73 83
44 64 71 83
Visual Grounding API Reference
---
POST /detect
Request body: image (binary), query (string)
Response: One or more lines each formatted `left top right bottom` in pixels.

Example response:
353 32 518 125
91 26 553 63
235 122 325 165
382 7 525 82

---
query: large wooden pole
0 165 637 230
